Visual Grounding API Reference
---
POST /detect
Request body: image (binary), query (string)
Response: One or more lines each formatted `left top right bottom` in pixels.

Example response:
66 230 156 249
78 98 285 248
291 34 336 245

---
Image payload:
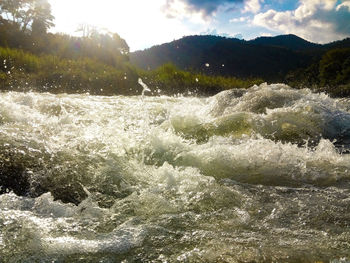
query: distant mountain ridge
130 34 350 82
249 34 321 50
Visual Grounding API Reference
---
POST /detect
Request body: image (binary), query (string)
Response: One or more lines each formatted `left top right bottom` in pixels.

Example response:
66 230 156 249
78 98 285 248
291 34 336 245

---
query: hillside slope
131 35 350 82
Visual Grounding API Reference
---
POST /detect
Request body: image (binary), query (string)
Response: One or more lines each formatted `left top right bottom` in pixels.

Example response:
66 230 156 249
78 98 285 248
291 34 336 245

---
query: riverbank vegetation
131 35 350 97
286 48 350 96
0 0 349 97
140 63 263 96
0 46 262 96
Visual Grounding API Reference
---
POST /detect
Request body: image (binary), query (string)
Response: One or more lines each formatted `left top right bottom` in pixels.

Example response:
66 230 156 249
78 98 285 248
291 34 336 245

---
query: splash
1 84 350 262
138 78 151 98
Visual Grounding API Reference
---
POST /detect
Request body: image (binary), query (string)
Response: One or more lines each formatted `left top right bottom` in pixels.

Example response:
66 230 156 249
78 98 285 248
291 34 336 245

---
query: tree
73 24 130 65
0 0 23 25
75 23 97 38
0 0 54 33
30 0 54 35
319 48 350 86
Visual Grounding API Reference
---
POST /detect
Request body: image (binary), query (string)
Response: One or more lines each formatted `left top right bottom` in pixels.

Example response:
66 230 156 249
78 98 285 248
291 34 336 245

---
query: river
0 83 350 262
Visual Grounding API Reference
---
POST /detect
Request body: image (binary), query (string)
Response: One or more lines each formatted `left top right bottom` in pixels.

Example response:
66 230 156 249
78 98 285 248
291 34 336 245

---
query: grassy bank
0 47 263 96
0 47 140 95
139 63 264 96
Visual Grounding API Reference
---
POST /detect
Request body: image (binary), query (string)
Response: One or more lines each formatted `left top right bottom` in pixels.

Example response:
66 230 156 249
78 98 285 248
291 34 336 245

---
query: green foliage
132 35 350 97
0 71 6 82
319 48 350 86
2 0 350 98
285 60 320 88
286 48 350 97
0 23 130 69
31 0 54 33
130 35 316 82
0 0 264 96
0 0 129 68
139 63 263 96
0 0 54 33
0 47 39 72
0 47 140 95
0 47 263 96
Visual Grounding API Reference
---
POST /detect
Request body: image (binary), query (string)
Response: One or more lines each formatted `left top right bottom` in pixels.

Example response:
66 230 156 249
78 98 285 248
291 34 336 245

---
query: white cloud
163 0 245 18
243 0 261 13
252 0 350 43
162 0 212 23
201 28 233 37
260 32 273 37
229 16 250 22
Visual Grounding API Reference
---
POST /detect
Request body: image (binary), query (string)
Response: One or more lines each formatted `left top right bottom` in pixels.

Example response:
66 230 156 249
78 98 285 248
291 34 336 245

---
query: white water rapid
0 83 350 262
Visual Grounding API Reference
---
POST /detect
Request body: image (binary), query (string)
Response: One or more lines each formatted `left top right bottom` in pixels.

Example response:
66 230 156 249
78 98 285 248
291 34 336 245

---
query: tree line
286 48 350 96
0 0 129 67
0 0 261 96
1 1 349 97
131 35 350 97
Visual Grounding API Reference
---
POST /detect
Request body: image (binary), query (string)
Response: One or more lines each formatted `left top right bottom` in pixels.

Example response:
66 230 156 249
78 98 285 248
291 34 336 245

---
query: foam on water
1 84 350 261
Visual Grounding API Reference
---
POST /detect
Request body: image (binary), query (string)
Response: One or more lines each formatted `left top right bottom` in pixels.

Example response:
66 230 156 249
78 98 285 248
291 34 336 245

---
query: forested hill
130 34 350 82
249 34 320 50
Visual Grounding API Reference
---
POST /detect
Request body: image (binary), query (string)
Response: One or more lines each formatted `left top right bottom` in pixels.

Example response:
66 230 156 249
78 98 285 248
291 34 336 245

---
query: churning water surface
0 83 350 262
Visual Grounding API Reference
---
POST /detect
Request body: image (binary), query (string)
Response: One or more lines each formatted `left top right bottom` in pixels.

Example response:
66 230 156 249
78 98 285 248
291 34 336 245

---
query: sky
49 0 350 51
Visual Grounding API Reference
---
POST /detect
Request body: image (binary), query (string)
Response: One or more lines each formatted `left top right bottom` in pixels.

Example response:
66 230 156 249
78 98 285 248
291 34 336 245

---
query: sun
49 0 193 51
49 0 134 34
